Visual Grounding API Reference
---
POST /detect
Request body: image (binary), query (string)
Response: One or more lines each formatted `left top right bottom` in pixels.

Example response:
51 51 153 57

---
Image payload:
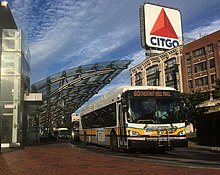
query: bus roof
80 85 177 116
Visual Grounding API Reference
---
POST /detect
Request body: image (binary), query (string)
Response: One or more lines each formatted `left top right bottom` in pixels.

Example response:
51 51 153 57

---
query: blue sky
7 0 220 97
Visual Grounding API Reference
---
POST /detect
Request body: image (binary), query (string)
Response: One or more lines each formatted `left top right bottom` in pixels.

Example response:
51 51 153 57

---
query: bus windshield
126 90 183 124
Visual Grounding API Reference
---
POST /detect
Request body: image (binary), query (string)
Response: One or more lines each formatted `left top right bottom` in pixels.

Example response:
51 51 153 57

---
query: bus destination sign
133 90 171 97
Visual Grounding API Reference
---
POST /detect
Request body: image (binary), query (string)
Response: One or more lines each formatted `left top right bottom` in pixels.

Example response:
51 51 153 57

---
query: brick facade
182 30 220 93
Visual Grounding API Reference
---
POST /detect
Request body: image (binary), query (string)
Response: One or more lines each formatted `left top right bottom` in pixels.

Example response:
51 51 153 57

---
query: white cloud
61 27 137 66
184 19 220 42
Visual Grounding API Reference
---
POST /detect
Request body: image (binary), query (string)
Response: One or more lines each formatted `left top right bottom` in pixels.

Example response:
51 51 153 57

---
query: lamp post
1 0 8 7
0 104 2 153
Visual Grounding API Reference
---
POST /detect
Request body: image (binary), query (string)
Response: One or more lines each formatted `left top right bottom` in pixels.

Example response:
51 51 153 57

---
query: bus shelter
29 60 131 139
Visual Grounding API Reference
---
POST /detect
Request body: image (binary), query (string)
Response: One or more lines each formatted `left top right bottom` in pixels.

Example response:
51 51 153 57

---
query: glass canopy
30 60 132 128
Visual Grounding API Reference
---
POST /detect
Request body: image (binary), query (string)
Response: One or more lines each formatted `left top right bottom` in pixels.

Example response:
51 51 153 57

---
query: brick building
181 30 220 95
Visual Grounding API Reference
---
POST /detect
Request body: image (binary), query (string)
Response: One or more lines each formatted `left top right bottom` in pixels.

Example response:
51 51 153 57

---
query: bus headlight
178 130 186 136
128 130 140 136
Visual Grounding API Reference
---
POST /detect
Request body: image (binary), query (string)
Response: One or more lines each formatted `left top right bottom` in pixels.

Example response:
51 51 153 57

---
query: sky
6 0 220 100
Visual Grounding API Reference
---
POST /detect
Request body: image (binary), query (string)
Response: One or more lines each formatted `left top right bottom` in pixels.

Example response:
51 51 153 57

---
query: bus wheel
71 130 79 143
84 131 87 145
110 132 118 152
70 130 75 143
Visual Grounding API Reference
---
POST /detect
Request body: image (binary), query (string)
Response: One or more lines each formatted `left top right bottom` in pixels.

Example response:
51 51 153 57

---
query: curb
188 141 220 152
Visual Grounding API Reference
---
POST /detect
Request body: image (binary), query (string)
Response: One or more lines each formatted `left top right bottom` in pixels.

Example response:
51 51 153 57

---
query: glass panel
0 77 14 101
65 68 78 77
31 79 48 91
186 53 191 61
1 52 21 75
195 76 209 87
211 74 216 84
51 82 60 92
166 72 175 81
1 115 13 143
193 47 205 57
147 79 156 86
2 29 21 52
81 64 96 72
188 80 193 89
50 72 63 83
209 59 215 69
187 67 192 75
146 66 158 75
208 44 213 53
164 58 176 69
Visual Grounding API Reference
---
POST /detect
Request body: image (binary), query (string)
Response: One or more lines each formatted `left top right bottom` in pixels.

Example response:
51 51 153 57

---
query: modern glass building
0 3 30 148
0 29 30 147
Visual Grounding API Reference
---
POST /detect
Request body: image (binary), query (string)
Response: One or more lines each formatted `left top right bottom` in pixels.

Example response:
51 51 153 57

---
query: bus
54 128 70 139
79 86 187 151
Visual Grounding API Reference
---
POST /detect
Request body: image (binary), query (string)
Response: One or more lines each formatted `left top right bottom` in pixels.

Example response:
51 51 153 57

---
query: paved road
0 142 220 175
75 142 220 169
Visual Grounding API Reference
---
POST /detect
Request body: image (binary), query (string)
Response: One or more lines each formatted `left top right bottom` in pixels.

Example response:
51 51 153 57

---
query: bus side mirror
122 99 127 108
121 93 127 108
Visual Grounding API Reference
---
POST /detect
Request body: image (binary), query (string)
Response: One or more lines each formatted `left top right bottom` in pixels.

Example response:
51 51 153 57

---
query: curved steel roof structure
30 60 132 127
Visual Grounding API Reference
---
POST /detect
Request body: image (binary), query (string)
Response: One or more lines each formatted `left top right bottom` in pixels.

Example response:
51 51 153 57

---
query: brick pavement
0 142 220 175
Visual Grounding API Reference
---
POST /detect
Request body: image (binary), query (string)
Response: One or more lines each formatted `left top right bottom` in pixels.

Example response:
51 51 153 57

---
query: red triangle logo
150 8 178 39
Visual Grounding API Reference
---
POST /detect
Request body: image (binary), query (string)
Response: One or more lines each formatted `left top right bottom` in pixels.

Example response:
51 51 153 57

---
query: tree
180 91 209 131
213 79 220 99
208 78 220 112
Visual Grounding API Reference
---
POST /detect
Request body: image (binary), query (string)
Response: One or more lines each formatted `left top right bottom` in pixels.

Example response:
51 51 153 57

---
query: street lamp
1 0 8 7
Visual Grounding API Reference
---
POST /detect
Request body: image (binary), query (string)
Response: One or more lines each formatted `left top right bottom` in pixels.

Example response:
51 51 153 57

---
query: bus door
118 104 127 147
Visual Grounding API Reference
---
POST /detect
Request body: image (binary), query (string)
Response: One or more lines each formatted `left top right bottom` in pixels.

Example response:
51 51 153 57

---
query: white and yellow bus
79 86 187 151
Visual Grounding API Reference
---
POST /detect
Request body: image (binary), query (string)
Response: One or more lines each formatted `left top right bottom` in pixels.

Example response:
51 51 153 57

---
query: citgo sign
142 3 182 50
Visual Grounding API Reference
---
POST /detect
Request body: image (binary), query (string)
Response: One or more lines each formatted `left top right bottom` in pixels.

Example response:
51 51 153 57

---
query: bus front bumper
128 137 188 150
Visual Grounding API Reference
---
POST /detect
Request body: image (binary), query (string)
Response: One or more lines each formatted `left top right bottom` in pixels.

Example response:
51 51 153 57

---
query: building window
193 47 205 57
3 39 15 50
135 72 142 80
135 81 142 86
209 59 215 69
207 44 213 53
211 74 216 84
147 79 157 86
195 76 208 87
164 58 176 69
194 61 207 73
146 66 158 76
186 53 191 61
188 80 193 89
166 72 175 81
187 66 192 75
135 72 142 86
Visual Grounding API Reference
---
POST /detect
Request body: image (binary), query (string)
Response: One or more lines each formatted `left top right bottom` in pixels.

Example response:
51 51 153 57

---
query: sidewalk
0 142 220 175
188 141 220 152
